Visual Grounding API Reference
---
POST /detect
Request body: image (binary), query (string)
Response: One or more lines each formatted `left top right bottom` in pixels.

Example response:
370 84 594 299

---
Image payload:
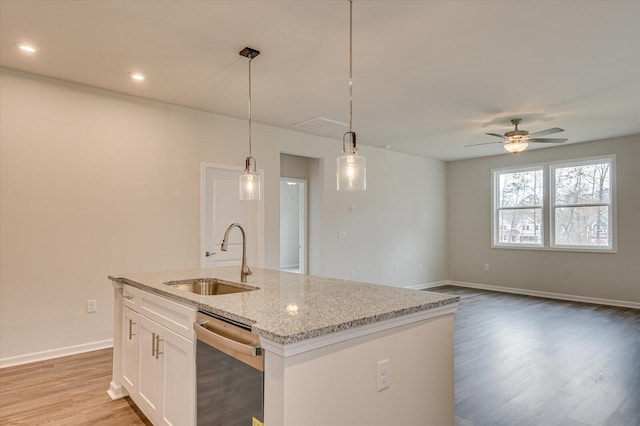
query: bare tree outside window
552 160 612 247
496 168 543 246
492 156 614 251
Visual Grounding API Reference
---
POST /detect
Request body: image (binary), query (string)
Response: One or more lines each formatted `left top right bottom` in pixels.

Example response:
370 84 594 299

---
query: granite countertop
109 266 459 345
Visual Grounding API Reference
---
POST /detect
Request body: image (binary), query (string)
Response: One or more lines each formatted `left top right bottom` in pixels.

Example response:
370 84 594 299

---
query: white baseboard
280 264 300 269
108 381 129 400
0 339 114 369
446 280 640 310
404 281 448 290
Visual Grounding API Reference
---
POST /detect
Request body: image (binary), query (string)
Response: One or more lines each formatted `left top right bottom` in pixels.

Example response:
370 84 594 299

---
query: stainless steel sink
164 278 257 296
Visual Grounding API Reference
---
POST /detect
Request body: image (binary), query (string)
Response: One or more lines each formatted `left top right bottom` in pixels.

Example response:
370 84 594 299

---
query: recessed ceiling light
129 72 145 81
15 42 38 53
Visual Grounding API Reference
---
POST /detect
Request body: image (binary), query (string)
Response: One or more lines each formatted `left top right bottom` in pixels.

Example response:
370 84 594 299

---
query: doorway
280 178 306 274
201 163 264 269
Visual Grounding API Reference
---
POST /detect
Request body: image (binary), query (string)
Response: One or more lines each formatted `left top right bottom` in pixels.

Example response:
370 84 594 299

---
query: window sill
491 244 617 253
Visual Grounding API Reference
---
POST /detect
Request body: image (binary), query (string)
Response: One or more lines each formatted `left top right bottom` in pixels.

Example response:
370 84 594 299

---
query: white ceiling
1 0 639 161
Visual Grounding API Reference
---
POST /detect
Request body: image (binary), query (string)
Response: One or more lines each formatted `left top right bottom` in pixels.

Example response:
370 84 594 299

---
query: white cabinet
120 285 196 426
137 314 195 426
157 319 195 426
137 315 163 418
122 306 139 395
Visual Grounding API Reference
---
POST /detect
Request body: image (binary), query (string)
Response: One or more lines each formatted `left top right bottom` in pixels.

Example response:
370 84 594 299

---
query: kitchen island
108 266 459 426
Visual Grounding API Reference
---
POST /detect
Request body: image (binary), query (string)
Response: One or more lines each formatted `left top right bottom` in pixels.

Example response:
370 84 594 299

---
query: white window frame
491 164 545 249
549 155 616 253
491 155 616 253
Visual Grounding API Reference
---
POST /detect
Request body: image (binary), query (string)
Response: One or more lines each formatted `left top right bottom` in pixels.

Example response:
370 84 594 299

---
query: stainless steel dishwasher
194 311 264 426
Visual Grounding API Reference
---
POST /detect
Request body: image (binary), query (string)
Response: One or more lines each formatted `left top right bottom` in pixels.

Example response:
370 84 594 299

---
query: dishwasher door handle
194 319 262 358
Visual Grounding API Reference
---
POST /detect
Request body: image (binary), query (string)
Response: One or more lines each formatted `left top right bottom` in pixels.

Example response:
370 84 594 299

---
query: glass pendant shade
240 156 261 200
503 141 529 153
337 150 366 191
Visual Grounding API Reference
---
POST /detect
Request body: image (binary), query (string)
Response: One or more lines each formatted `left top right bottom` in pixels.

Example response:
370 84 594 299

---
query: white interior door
201 164 264 268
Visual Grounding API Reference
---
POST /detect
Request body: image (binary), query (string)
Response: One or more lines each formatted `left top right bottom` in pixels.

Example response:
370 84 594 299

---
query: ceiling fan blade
485 133 505 138
528 138 568 143
465 141 502 147
529 127 564 137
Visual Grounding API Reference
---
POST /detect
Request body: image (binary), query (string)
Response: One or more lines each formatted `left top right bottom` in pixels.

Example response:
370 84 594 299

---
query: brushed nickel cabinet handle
154 334 163 359
152 332 157 357
128 319 136 340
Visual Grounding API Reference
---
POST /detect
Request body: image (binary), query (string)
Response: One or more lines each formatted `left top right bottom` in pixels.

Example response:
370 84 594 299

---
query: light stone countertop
109 266 459 345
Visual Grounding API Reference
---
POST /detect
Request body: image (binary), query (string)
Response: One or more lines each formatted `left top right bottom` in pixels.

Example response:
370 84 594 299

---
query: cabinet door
159 328 195 426
137 315 163 419
121 307 139 395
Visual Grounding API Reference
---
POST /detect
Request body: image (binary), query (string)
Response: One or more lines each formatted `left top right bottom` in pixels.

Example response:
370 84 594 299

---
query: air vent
292 117 348 139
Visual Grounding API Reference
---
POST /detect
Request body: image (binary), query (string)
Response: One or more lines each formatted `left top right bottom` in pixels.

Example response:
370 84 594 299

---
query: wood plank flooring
0 349 150 425
1 288 637 425
429 285 640 426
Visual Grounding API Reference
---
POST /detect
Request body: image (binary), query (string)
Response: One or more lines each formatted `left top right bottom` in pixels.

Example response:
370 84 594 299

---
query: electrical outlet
484 263 490 271
393 264 398 272
87 299 97 313
419 262 423 270
350 270 356 279
377 359 390 391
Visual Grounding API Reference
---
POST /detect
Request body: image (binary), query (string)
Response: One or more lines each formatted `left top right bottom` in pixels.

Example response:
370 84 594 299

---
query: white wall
447 134 640 303
0 69 448 363
272 131 448 283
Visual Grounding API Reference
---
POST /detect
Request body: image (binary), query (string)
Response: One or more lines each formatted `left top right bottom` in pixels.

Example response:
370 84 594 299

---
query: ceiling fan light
504 141 529 153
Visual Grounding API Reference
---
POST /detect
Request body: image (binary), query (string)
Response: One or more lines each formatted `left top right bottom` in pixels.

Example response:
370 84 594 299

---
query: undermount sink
164 278 257 296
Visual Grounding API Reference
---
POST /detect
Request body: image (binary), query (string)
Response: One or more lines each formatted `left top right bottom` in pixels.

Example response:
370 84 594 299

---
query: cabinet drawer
139 290 196 342
122 285 139 311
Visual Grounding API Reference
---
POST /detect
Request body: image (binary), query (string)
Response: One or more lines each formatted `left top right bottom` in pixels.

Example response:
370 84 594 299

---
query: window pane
498 208 543 245
498 170 543 208
554 206 610 246
554 162 611 205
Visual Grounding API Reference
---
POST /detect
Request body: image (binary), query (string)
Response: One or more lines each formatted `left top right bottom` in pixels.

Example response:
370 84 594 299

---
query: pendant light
337 0 366 191
239 47 261 200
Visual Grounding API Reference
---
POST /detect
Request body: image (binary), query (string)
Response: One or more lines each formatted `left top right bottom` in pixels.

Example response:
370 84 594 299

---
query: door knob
205 251 216 257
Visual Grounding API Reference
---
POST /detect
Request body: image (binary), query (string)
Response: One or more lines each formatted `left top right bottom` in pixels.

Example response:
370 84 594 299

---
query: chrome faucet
221 223 252 283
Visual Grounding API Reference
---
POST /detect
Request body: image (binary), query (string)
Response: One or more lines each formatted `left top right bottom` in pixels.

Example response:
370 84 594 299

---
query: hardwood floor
0 349 150 426
429 285 640 426
1 288 637 425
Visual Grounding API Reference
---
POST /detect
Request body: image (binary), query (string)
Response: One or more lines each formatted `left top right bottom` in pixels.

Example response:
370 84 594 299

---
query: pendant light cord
248 56 253 158
348 0 353 135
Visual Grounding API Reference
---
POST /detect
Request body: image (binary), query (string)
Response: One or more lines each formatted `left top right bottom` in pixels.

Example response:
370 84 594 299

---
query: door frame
200 162 265 269
279 177 307 275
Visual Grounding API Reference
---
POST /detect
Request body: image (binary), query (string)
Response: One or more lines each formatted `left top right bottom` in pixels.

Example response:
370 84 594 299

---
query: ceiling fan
466 118 568 153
